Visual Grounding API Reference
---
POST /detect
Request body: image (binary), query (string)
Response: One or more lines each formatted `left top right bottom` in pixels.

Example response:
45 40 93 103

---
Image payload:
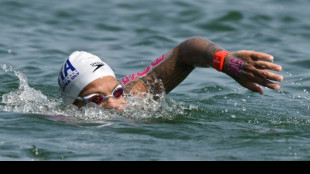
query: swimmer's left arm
121 36 283 95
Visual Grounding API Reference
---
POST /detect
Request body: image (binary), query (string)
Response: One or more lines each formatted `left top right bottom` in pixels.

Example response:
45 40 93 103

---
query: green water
1 0 310 161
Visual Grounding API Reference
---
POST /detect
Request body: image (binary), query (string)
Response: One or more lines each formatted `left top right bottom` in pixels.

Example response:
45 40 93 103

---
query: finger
265 71 283 82
253 61 282 72
253 76 281 91
243 64 283 82
241 70 281 91
266 82 281 91
236 50 274 61
252 69 284 82
249 51 274 61
241 81 263 95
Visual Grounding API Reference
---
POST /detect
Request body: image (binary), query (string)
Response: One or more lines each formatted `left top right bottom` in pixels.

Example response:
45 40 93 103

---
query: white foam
1 65 194 121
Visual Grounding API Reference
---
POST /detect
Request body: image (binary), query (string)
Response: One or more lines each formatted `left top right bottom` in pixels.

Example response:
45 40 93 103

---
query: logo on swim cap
58 57 80 91
90 62 105 73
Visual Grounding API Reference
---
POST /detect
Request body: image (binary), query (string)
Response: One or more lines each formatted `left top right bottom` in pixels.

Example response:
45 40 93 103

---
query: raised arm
120 37 283 96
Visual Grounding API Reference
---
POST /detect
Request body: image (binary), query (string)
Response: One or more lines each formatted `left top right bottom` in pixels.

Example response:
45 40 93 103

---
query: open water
1 0 310 161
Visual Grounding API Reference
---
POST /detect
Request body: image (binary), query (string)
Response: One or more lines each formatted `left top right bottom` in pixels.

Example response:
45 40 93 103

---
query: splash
0 64 58 115
0 64 194 122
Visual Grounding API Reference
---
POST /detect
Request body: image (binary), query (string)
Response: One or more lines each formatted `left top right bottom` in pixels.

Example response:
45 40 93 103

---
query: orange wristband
213 51 231 71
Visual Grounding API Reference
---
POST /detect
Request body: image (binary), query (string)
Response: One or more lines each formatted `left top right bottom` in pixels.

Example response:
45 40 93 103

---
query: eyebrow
83 83 120 96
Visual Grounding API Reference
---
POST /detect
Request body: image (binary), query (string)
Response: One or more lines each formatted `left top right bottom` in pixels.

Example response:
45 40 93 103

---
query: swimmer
58 37 283 111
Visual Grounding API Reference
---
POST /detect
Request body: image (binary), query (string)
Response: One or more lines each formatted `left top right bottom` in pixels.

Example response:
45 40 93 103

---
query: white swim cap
58 51 115 105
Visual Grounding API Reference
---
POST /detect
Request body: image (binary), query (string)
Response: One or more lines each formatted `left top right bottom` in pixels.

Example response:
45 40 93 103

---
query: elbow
176 36 217 67
183 36 208 44
177 36 212 57
179 36 212 51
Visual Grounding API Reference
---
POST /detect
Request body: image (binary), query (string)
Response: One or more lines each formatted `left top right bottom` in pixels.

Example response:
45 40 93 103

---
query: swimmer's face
73 76 127 111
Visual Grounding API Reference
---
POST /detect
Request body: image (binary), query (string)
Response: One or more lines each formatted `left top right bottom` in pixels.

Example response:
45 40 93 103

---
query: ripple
197 22 236 32
250 14 273 22
217 11 243 22
95 23 123 31
0 1 28 8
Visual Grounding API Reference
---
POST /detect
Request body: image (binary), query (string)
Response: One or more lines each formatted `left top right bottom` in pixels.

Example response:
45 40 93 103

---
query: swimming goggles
76 85 124 105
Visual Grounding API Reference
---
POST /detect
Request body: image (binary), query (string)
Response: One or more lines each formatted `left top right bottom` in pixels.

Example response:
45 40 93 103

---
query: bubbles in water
1 64 13 72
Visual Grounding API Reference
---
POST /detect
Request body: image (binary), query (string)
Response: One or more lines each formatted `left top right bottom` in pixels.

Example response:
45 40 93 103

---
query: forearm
177 37 225 68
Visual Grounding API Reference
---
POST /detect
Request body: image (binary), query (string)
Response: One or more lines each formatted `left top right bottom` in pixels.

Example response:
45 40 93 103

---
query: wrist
212 51 231 72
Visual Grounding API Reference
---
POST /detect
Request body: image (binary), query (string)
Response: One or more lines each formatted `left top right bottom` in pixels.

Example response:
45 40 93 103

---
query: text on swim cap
58 57 80 91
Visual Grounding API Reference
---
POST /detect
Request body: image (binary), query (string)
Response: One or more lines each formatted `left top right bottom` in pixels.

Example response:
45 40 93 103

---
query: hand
223 50 283 95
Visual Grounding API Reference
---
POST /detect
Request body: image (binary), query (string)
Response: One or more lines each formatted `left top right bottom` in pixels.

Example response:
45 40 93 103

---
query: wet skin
73 37 283 110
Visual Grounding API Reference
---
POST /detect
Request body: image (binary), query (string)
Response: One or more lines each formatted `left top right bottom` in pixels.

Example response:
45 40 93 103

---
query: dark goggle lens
88 95 104 104
113 88 123 98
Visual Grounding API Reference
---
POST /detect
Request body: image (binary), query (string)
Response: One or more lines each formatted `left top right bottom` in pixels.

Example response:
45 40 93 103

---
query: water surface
1 0 310 161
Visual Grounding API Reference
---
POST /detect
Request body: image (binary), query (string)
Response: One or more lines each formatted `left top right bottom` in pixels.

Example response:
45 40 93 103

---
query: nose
104 97 118 109
100 97 126 111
